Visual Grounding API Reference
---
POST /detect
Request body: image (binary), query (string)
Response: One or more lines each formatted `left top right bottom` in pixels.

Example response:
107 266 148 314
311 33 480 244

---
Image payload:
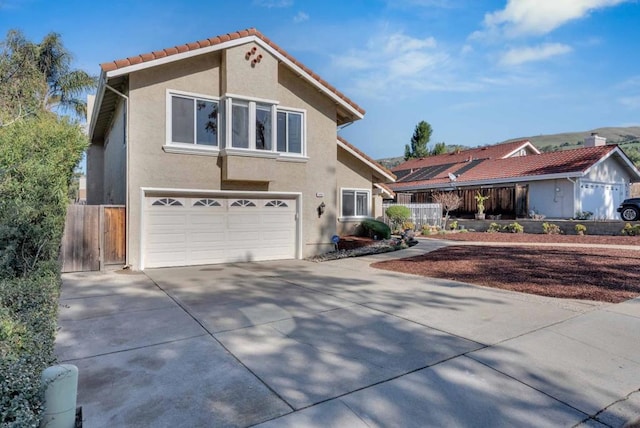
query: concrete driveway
56 243 640 427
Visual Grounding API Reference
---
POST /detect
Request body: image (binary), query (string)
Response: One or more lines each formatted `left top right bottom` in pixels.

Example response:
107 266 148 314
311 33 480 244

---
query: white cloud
331 30 457 96
477 0 630 38
619 96 640 109
499 43 573 66
616 75 640 89
293 11 309 23
252 0 293 8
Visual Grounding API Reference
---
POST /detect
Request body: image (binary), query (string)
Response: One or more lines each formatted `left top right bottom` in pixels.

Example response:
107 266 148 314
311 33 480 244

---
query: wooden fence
409 185 529 218
60 205 125 272
382 203 443 230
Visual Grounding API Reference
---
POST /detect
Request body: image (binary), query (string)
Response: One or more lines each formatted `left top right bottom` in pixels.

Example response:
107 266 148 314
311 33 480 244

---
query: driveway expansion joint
57 333 208 363
143 272 296 412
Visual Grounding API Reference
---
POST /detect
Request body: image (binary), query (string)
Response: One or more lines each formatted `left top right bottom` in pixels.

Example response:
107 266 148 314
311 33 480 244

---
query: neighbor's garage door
579 182 624 220
144 196 297 268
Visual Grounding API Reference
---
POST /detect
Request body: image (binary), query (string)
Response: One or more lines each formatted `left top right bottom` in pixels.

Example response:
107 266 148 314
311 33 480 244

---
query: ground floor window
341 189 370 217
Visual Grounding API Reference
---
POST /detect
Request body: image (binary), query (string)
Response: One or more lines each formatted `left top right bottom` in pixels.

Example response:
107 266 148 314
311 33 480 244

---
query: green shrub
487 222 501 233
0 115 87 277
422 225 439 235
0 114 86 425
542 222 562 235
449 220 458 230
574 211 593 220
621 223 640 236
503 222 524 233
575 224 587 235
402 221 415 231
359 219 391 240
385 205 411 232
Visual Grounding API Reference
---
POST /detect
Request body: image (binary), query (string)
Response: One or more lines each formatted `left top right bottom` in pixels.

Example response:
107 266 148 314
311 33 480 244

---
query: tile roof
392 139 536 172
338 136 396 182
390 145 617 190
100 28 364 116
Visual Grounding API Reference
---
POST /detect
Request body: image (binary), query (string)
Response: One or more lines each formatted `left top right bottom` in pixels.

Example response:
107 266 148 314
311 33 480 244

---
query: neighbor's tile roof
100 28 364 116
392 139 534 173
390 145 616 190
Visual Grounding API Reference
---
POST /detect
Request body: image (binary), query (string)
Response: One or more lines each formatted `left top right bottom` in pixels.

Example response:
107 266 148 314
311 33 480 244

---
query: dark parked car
617 198 640 221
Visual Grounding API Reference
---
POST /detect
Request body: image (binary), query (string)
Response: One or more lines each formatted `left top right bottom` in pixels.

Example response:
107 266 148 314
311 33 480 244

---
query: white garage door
144 196 297 268
579 182 624 219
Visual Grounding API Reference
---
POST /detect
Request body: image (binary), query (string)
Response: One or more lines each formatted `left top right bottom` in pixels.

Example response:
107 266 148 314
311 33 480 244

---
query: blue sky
1 0 639 159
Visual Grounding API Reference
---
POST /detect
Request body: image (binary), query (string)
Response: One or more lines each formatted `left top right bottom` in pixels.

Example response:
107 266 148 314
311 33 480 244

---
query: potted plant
474 191 489 220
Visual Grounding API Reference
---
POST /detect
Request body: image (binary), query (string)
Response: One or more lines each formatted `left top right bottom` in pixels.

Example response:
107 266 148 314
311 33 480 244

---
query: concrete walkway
56 241 640 427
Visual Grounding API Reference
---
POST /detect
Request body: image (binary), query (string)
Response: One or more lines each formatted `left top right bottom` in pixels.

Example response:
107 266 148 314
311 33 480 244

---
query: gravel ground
373 233 640 303
307 239 409 262
421 231 639 245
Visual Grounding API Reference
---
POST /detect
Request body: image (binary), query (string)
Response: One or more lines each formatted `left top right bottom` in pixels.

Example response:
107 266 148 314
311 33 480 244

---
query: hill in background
504 126 640 153
377 126 640 170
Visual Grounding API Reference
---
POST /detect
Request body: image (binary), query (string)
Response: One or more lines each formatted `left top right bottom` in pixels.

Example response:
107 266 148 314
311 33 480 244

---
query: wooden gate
60 205 125 272
103 207 125 265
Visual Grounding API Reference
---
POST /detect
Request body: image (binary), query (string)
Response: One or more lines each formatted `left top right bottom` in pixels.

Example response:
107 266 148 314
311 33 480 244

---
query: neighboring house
87 28 395 270
389 135 640 219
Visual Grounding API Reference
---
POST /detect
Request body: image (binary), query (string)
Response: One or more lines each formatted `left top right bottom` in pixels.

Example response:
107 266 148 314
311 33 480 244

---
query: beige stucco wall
122 42 343 269
336 145 376 235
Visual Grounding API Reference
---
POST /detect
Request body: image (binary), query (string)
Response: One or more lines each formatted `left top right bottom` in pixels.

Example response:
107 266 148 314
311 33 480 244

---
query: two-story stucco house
86 28 395 270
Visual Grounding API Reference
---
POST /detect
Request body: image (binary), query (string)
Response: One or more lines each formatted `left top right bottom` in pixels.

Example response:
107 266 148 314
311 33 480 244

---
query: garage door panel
147 213 187 226
144 196 297 268
188 213 226 227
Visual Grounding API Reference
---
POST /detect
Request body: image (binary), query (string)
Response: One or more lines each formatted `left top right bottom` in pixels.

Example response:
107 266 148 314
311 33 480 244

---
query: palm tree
0 30 96 121
36 32 97 118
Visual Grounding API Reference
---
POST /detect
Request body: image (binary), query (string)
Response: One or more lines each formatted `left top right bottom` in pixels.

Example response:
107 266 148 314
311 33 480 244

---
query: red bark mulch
372 234 640 303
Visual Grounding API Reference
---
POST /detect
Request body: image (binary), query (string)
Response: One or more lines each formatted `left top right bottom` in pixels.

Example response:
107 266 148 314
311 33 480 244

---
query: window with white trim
277 110 303 154
225 96 305 155
169 92 219 147
341 189 370 218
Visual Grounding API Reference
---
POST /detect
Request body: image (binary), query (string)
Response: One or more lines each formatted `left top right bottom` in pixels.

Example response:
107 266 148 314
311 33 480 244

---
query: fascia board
337 139 395 182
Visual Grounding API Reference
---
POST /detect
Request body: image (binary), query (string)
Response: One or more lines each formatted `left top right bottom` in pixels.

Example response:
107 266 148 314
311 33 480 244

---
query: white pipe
40 364 78 428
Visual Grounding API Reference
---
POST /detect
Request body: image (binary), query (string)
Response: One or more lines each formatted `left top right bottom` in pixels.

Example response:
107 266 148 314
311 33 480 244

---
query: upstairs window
277 110 303 155
256 104 272 151
169 92 218 147
225 96 305 156
231 101 250 149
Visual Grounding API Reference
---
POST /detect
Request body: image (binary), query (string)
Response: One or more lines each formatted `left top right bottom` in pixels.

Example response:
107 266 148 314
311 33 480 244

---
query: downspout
104 83 130 269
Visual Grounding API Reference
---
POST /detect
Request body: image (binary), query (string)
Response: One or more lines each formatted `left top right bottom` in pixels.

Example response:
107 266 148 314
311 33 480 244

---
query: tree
431 142 447 156
404 120 433 160
433 191 461 230
0 30 96 123
0 30 44 126
36 32 97 117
